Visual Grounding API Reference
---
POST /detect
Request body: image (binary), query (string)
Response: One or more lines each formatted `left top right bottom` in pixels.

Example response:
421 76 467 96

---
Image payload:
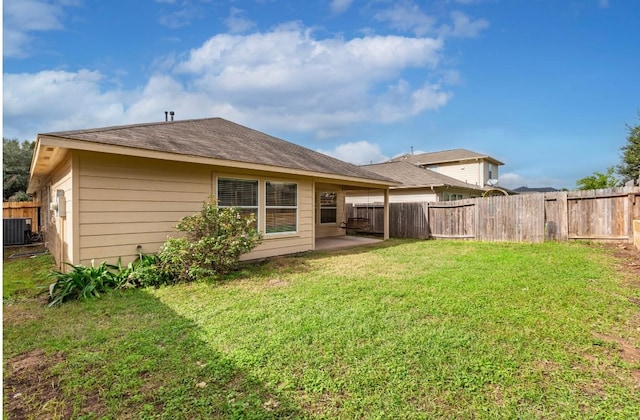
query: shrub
48 261 121 307
158 200 262 282
124 250 174 288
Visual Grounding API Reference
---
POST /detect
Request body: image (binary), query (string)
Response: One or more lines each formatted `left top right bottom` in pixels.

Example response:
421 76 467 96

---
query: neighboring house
390 148 504 188
27 117 397 268
346 161 487 204
513 186 560 194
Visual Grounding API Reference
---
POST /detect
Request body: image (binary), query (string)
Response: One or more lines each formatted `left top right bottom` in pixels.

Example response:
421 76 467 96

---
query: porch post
383 188 390 240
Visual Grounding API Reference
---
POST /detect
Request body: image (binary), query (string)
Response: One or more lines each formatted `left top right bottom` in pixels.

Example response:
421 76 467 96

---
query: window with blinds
320 191 337 224
265 181 297 234
217 178 259 224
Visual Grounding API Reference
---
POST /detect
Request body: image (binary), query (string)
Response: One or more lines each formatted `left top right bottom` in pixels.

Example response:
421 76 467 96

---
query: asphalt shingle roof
513 186 560 193
361 161 485 191
391 148 504 166
45 117 394 183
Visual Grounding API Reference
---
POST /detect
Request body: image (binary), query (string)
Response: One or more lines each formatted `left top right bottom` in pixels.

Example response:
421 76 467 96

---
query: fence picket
347 186 639 243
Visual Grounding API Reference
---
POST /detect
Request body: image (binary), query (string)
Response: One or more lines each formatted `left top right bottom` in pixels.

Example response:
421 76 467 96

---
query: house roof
361 161 486 192
513 186 560 194
390 148 504 166
29 117 397 191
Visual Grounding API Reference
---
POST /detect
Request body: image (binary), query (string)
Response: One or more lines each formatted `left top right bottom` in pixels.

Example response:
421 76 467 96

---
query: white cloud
3 0 73 57
374 2 436 37
224 8 256 34
330 0 354 15
498 172 566 190
171 25 446 133
3 70 127 139
439 11 489 38
318 141 389 165
3 23 456 141
498 172 525 189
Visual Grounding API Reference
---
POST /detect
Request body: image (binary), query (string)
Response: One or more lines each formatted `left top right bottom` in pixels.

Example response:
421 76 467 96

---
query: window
443 193 463 201
488 163 494 180
266 181 297 234
320 191 337 224
217 178 259 225
427 165 439 172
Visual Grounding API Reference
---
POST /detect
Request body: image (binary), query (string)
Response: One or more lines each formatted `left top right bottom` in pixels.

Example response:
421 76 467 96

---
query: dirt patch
3 349 68 419
2 298 48 326
593 333 640 363
3 244 48 262
605 243 640 287
3 349 107 419
592 332 640 388
267 278 290 287
588 243 640 388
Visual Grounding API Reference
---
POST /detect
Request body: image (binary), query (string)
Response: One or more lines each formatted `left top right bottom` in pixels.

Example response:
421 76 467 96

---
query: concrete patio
314 235 382 251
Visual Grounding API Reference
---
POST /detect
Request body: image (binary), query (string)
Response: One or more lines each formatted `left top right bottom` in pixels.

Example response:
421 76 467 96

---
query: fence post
629 193 636 244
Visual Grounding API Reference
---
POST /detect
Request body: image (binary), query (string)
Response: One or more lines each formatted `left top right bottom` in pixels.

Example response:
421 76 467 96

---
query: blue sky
3 0 638 189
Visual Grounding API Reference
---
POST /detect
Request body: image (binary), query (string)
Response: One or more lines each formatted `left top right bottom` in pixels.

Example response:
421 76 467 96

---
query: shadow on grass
4 238 421 418
3 289 306 419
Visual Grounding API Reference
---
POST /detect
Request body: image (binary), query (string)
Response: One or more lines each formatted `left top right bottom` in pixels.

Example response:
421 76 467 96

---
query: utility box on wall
3 218 31 246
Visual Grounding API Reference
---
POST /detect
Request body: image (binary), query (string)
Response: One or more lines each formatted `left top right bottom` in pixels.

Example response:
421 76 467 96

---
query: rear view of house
27 117 397 268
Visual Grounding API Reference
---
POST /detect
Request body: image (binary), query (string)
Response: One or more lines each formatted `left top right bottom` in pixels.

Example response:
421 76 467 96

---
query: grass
3 240 640 419
2 246 54 300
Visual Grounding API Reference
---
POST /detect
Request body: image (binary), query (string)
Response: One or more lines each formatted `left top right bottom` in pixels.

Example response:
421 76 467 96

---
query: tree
576 167 619 190
3 138 35 201
616 118 640 184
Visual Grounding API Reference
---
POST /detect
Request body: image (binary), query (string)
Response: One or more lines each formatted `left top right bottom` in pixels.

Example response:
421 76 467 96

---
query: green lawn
3 240 640 419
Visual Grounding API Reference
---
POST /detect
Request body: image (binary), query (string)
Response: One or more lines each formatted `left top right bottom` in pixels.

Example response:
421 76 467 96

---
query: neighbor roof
513 186 560 194
362 161 486 191
32 117 396 185
391 148 504 166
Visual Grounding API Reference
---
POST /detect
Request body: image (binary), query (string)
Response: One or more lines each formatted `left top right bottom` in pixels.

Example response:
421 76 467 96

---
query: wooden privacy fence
3 201 40 232
347 186 640 243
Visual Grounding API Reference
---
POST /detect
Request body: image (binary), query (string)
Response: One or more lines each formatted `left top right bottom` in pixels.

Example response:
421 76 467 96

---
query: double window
217 178 297 235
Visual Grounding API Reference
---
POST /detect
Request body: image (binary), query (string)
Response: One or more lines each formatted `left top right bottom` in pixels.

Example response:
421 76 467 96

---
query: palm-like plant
48 261 120 307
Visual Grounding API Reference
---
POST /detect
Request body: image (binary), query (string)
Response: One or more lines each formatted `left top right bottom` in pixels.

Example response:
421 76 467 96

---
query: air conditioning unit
3 218 31 246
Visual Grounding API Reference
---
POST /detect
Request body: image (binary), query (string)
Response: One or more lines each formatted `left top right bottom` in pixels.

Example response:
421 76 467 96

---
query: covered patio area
314 235 382 251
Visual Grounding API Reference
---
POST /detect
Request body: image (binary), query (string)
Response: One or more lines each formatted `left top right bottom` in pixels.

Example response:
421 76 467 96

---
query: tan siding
80 211 194 224
246 235 313 260
80 244 166 265
347 190 438 204
79 201 201 213
79 175 210 193
46 154 74 267
81 221 176 236
80 188 207 202
81 231 173 248
78 153 318 264
78 152 211 265
388 190 438 203
346 192 385 205
436 163 482 186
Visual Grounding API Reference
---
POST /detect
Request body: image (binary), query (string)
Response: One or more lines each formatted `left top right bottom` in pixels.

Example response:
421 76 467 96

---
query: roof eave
33 136 399 188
